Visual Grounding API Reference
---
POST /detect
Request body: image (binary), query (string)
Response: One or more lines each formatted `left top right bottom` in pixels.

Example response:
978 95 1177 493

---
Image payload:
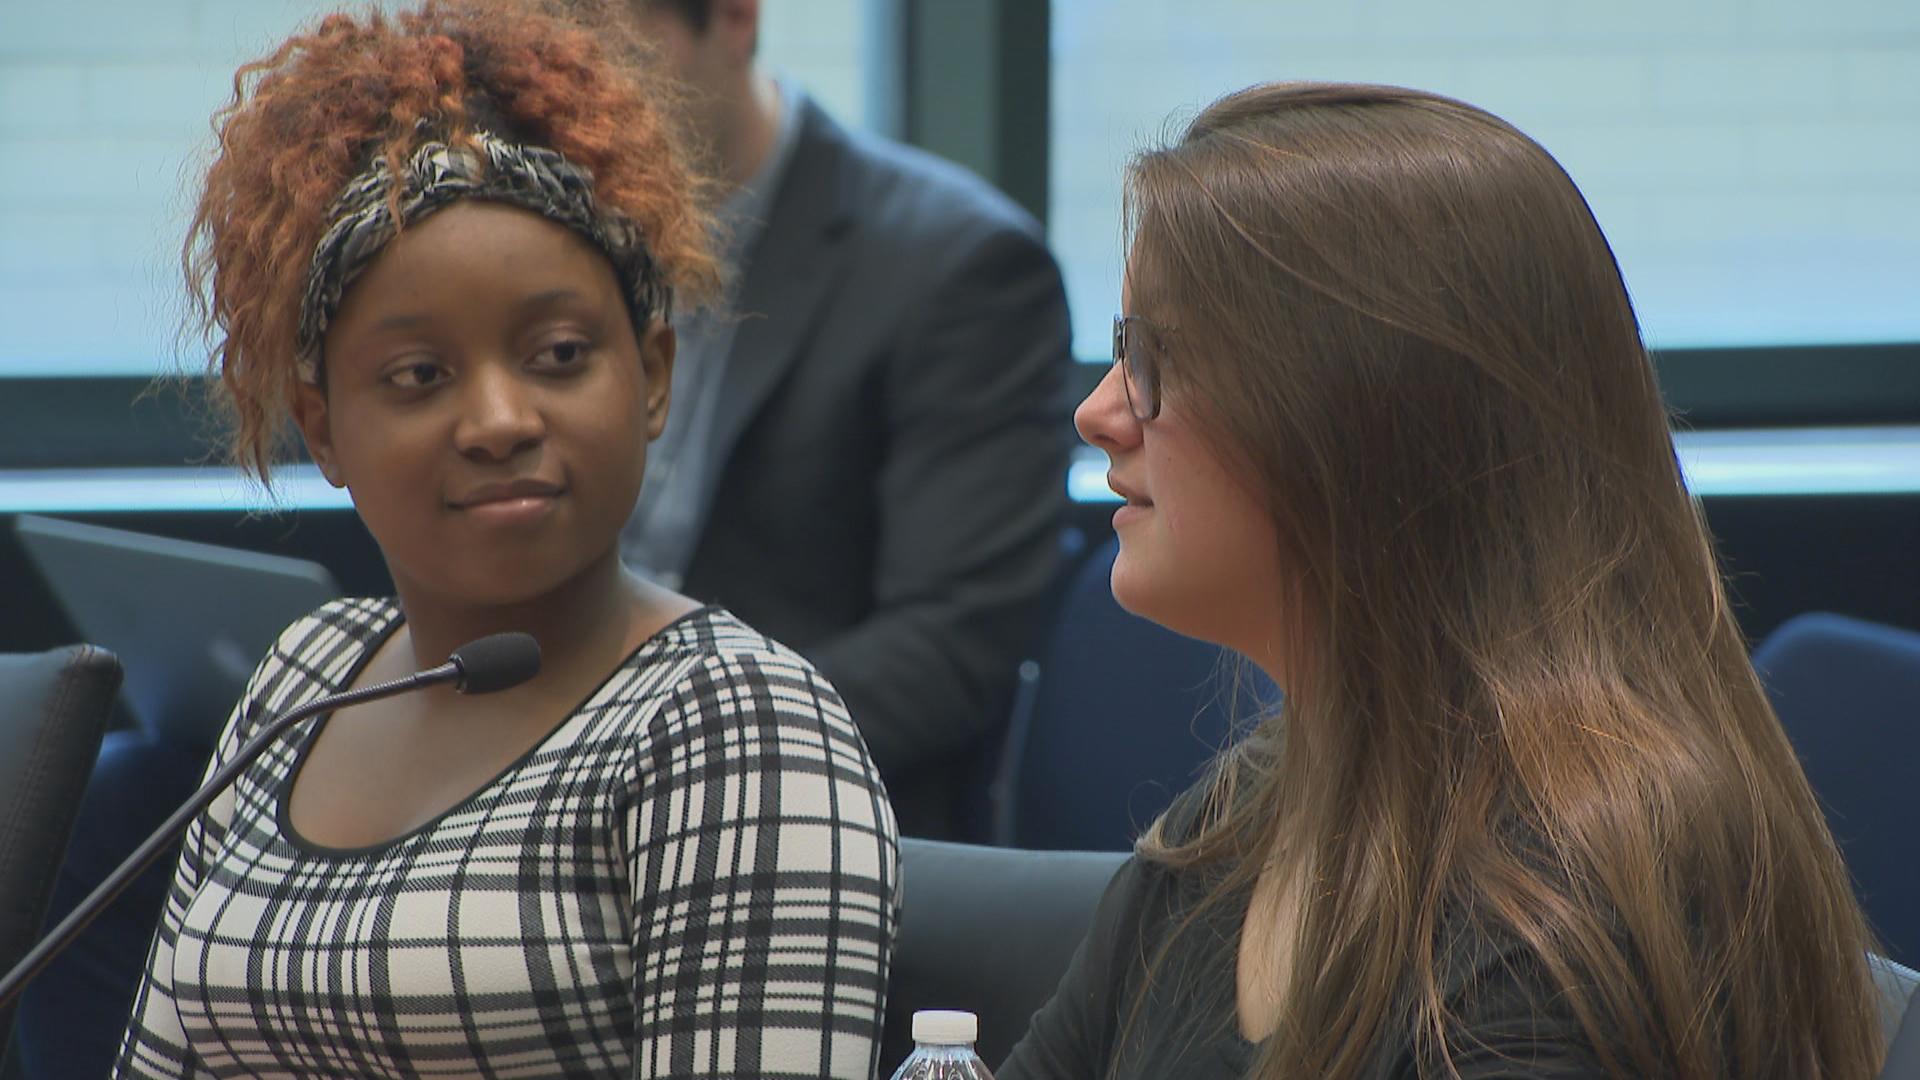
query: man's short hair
651 0 712 33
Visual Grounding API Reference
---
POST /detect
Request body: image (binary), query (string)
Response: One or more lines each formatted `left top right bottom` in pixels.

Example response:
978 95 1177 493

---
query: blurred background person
621 0 1075 839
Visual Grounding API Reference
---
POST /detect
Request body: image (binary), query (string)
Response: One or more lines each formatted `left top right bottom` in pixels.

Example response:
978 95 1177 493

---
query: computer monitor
14 514 341 748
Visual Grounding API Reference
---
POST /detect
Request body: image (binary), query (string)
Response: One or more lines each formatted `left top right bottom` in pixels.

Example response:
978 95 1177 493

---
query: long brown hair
1127 82 1883 1078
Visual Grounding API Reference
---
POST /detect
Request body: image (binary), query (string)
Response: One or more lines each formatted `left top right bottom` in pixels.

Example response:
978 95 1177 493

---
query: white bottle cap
911 1009 979 1045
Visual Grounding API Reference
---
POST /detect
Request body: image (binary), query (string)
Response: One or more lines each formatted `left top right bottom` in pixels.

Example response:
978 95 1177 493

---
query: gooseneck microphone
0 631 542 1009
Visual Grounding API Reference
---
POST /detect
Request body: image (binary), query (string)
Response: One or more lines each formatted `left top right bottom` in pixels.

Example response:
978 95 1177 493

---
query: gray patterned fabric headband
295 129 669 384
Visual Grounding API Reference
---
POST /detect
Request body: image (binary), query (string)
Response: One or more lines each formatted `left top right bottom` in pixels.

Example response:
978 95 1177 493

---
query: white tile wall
1051 0 1920 354
0 0 869 376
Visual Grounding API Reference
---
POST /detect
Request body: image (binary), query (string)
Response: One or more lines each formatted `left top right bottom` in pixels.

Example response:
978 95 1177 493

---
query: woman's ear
291 381 345 488
640 320 676 442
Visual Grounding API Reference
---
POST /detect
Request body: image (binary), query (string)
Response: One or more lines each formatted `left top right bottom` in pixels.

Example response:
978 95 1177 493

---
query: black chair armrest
0 644 121 1060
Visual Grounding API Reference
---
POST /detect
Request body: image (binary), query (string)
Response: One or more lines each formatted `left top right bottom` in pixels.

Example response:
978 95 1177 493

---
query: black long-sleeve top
1000 829 1608 1080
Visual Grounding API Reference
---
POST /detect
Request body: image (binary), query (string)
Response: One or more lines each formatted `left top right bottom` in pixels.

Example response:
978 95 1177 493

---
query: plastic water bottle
887 1009 994 1080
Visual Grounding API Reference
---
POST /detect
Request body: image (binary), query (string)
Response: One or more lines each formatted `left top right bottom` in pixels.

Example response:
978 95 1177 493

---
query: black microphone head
448 632 542 695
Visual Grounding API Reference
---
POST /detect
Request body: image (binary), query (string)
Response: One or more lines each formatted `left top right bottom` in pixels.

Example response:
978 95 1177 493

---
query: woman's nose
1074 361 1141 451
452 365 545 461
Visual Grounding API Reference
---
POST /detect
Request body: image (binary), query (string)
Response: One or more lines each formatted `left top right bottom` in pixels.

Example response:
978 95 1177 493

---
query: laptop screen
14 514 341 748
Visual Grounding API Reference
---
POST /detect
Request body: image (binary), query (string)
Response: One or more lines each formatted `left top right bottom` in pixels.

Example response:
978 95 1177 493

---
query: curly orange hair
185 0 720 484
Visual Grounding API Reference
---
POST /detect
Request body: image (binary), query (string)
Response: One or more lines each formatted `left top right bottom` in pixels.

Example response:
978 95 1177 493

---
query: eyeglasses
1112 314 1167 422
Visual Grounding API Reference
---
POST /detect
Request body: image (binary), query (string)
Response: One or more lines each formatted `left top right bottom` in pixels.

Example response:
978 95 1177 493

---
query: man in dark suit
626 0 1073 838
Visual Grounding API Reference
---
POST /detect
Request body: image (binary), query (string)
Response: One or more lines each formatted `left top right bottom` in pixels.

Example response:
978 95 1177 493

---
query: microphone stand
0 662 465 1009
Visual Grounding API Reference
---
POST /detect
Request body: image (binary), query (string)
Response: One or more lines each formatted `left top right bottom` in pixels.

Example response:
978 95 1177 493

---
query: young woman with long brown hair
111 2 896 1076
1000 82 1887 1079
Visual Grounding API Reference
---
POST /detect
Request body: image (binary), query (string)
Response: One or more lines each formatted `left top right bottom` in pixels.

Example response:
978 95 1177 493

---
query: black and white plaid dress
113 598 899 1079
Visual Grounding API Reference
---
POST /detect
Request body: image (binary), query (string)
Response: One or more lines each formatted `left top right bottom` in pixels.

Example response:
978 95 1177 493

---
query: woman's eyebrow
368 311 430 334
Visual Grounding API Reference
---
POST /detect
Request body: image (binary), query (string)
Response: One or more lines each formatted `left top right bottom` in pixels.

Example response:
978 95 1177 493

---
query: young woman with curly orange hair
112 3 897 1077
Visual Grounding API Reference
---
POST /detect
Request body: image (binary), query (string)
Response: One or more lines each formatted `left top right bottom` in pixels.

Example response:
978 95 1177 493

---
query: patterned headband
294 129 670 383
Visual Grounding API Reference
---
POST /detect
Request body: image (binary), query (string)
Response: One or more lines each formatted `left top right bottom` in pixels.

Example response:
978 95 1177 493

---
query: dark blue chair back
1752 612 1920 968
999 535 1275 851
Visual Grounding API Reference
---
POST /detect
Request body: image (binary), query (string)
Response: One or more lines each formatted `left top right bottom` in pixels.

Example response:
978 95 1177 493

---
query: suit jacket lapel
707 99 858 464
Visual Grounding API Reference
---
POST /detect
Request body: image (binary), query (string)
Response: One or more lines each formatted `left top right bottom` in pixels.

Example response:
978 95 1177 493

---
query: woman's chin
1107 553 1167 624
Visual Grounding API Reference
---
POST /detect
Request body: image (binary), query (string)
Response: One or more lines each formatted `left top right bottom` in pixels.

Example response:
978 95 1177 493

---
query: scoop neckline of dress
272 599 721 860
